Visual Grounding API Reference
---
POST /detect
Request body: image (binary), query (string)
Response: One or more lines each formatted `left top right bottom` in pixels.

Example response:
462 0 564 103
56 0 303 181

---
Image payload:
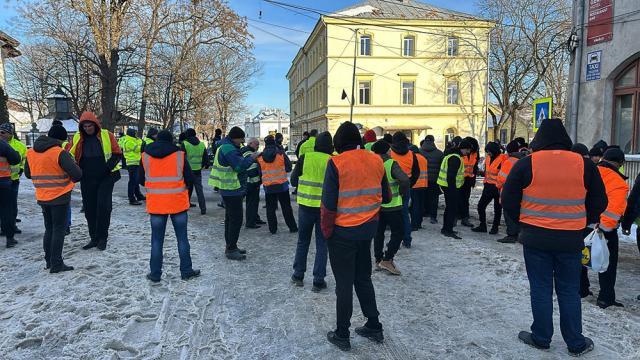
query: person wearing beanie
68 111 123 251
0 126 21 248
409 144 428 232
495 140 527 244
420 135 444 223
390 132 420 248
471 142 506 235
180 128 210 215
290 131 334 291
138 130 200 283
322 122 391 351
241 138 265 229
208 126 259 260
0 122 27 236
459 136 480 228
501 119 606 356
298 129 319 158
571 143 589 158
363 129 377 151
437 139 471 239
256 135 297 235
588 147 604 164
295 131 310 157
24 126 82 272
371 139 410 276
142 128 158 152
122 128 145 205
383 133 393 144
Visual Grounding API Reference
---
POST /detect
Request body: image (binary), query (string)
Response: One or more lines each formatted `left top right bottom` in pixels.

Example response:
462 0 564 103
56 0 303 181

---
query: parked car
286 150 298 165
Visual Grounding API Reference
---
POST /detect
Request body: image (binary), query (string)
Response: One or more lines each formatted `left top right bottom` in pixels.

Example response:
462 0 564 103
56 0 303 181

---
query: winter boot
441 230 462 240
82 241 98 250
460 218 474 227
181 269 201 280
379 260 401 275
489 226 499 235
50 263 74 274
225 249 246 261
498 235 517 244
6 237 17 248
518 331 550 350
568 337 594 357
472 224 487 233
327 331 351 351
312 281 327 293
291 275 303 287
355 325 384 343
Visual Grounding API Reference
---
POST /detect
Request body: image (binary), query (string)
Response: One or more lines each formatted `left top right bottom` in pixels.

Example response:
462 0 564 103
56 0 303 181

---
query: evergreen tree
0 86 9 125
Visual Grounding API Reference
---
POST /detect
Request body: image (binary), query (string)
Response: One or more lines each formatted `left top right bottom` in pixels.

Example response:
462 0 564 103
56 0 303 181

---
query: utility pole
569 0 586 142
350 29 359 123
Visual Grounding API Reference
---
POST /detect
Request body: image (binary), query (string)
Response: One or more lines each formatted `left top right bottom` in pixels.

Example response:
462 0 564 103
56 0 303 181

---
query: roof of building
247 108 290 124
332 0 481 21
0 30 21 58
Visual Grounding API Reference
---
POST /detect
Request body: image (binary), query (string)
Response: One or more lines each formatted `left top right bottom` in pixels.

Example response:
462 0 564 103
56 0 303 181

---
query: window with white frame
360 35 371 56
282 127 289 135
447 36 459 57
447 80 459 104
403 36 415 57
402 81 415 105
359 81 371 105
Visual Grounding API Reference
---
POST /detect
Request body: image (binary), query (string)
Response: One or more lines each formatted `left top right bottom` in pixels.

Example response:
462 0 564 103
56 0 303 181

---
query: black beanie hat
157 130 173 142
185 128 196 138
589 147 604 157
392 131 408 146
571 143 589 157
458 139 473 150
48 125 68 142
506 140 520 154
147 127 158 138
603 148 625 164
333 122 362 153
485 141 501 156
228 126 245 140
372 139 390 154
264 135 276 146
383 133 393 143
424 135 435 142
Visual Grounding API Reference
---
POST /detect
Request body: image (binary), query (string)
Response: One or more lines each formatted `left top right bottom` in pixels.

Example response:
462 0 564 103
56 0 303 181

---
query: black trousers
597 230 619 304
327 234 379 336
11 180 19 223
81 174 116 246
0 186 15 239
41 203 68 268
265 191 297 234
504 212 520 237
127 165 144 201
442 186 459 232
188 171 207 212
245 183 261 227
424 183 441 220
374 210 404 262
223 195 244 250
458 177 474 219
477 184 502 229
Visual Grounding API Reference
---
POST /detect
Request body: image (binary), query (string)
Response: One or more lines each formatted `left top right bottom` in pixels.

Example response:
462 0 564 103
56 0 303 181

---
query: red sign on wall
587 0 614 46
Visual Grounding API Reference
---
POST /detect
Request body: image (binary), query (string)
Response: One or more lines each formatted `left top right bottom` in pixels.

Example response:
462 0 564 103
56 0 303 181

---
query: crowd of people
1 114 640 356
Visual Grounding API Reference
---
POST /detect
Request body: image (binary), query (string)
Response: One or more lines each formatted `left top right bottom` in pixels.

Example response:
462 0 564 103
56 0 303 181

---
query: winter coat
139 139 194 189
379 153 410 212
258 143 292 194
622 173 640 231
215 137 255 197
69 115 122 182
291 132 334 189
420 140 444 184
0 139 22 188
442 147 463 188
390 141 420 186
181 136 211 172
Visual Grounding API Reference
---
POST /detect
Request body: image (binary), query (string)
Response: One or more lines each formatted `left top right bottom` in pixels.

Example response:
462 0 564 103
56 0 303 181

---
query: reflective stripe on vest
437 154 464 188
208 146 241 190
382 158 403 208
243 151 261 184
520 151 586 231
598 165 629 232
484 154 506 185
0 156 9 177
413 154 428 189
257 154 288 186
183 141 206 171
390 150 414 177
25 147 75 201
142 151 189 214
297 151 330 208
333 149 385 227
463 152 477 178
70 130 121 172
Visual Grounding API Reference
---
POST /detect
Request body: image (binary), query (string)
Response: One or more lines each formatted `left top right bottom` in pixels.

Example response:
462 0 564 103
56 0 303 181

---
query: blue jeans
292 206 327 283
150 211 193 278
523 246 586 352
401 192 412 245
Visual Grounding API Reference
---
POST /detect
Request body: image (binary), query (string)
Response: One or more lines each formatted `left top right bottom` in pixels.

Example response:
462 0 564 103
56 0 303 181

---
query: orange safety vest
0 155 10 178
598 166 629 232
390 150 414 178
257 153 288 186
484 154 506 185
333 149 385 227
520 150 587 230
413 153 428 189
25 147 75 201
497 156 519 190
142 151 189 215
463 152 478 178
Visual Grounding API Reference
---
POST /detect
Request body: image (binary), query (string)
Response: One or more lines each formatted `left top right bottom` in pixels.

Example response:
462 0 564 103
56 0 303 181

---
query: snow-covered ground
1 177 639 359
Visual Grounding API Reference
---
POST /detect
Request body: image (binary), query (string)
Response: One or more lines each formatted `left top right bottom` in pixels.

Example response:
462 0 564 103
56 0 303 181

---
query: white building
0 30 20 89
244 108 291 146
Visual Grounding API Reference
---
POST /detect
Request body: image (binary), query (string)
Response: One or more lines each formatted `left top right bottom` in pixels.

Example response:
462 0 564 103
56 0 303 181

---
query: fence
625 155 640 185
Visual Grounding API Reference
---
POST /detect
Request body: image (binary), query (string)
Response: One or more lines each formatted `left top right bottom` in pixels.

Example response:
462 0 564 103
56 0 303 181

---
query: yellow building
287 0 494 147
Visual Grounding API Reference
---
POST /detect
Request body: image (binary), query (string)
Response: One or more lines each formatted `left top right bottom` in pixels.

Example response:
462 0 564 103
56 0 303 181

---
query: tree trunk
137 44 154 136
99 50 119 131
509 109 518 142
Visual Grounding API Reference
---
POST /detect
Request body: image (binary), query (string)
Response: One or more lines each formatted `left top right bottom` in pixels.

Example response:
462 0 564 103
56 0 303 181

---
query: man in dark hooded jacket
181 128 210 215
471 142 504 235
257 135 297 234
459 136 479 227
420 135 444 223
497 140 527 243
501 119 606 357
0 134 21 248
390 132 419 248
241 137 265 229
438 139 472 239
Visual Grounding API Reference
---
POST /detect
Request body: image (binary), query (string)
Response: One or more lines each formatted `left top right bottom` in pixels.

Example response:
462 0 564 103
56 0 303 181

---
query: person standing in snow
181 128 210 215
501 119 606 357
419 135 443 224
438 139 471 239
0 130 21 248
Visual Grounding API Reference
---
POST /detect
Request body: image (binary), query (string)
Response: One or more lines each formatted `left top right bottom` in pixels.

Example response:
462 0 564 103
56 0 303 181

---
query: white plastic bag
583 228 610 273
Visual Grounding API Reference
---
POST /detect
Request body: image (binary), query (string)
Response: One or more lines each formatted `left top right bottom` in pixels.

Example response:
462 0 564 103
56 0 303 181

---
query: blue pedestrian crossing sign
533 97 553 132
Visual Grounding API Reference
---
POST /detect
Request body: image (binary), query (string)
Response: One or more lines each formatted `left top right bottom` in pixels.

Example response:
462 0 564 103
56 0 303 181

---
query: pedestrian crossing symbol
532 97 553 132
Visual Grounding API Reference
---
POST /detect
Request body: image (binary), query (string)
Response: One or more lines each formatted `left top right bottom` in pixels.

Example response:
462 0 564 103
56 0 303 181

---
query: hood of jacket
314 132 334 154
421 140 438 153
78 112 102 138
391 142 409 155
185 136 201 146
598 161 628 180
530 119 573 152
144 140 180 159
33 135 62 153
126 128 137 137
485 142 502 158
261 144 281 163
240 145 256 155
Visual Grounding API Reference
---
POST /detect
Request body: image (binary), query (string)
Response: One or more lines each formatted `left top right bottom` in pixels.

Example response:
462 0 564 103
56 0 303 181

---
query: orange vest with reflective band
390 150 414 177
333 149 385 227
0 155 9 178
520 151 587 231
484 154 506 185
25 147 75 201
142 151 189 215
463 152 477 178
413 153 428 189
598 166 629 232
497 156 519 190
257 153 288 186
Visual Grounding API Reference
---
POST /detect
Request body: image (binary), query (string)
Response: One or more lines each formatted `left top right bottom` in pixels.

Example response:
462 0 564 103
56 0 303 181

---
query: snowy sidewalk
0 179 639 359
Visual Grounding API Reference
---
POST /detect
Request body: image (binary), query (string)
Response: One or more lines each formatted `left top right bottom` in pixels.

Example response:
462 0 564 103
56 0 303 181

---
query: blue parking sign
532 97 553 132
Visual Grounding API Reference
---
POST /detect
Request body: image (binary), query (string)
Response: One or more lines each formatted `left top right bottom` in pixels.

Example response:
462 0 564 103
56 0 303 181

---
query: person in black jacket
622 171 640 302
501 119 606 357
390 132 419 248
420 135 444 224
459 136 479 227
0 134 21 248
241 138 265 228
472 142 504 234
181 128 210 215
295 131 310 157
440 140 472 239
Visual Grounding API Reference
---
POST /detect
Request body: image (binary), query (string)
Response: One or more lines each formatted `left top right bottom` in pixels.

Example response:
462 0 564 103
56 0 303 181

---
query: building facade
567 0 640 153
287 0 494 147
0 30 20 89
244 108 291 146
